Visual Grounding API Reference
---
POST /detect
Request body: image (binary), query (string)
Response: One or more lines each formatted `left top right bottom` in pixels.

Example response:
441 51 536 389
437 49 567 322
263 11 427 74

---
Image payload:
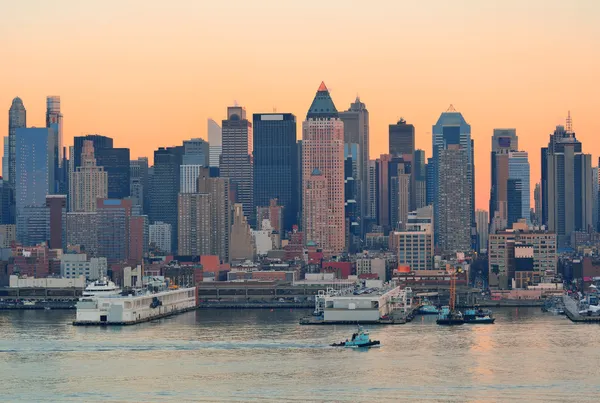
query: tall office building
130 157 149 214
413 149 427 210
545 115 593 246
69 140 108 212
7 97 26 187
96 199 132 264
302 82 345 253
2 136 8 181
594 164 600 232
178 193 212 256
180 165 207 193
208 119 222 168
367 160 378 223
221 106 253 222
73 135 130 199
46 96 64 192
253 113 298 231
533 183 541 226
0 179 15 225
17 206 49 246
389 118 415 157
507 151 530 226
46 195 66 250
475 209 489 253
437 144 471 254
432 106 474 251
183 138 209 166
339 97 369 236
489 129 519 228
344 143 360 251
149 146 183 252
376 154 411 230
426 157 435 206
15 128 56 213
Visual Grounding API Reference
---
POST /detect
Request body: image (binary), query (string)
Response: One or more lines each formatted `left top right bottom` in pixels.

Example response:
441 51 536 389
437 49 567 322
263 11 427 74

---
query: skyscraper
229 203 255 261
367 160 378 224
545 115 593 246
183 138 209 166
437 144 471 254
180 165 207 193
221 106 253 222
594 164 600 232
149 221 172 255
130 157 149 214
197 168 231 262
8 97 26 187
339 97 369 235
0 178 15 225
69 140 108 212
508 151 530 226
432 106 474 251
489 129 519 228
208 119 222 169
2 136 8 181
73 135 130 199
46 96 64 193
253 113 298 232
389 118 415 157
475 209 489 253
344 143 360 251
534 182 541 226
302 82 345 254
413 149 427 210
149 146 183 252
15 128 56 213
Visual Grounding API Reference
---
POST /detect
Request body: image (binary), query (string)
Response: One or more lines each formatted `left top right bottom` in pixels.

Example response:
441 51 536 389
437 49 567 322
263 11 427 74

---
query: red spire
317 81 328 92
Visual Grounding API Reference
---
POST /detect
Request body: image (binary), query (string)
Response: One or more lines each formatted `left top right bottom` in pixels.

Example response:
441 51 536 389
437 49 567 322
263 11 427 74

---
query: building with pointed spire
46 96 64 193
69 140 108 212
302 82 345 254
7 97 26 187
544 113 593 246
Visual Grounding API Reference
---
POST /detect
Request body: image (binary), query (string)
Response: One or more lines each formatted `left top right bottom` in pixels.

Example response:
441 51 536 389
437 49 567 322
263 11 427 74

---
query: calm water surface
1 307 599 402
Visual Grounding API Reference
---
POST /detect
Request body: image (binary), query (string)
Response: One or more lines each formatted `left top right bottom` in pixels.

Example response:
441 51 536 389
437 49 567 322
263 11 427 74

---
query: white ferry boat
74 277 197 326
82 278 121 297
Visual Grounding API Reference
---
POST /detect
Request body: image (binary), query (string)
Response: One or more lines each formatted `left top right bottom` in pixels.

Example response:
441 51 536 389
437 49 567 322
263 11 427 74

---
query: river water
0 307 598 402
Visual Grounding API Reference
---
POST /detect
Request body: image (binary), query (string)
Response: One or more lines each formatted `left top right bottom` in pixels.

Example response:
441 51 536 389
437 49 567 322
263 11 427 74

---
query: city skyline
2 1 599 210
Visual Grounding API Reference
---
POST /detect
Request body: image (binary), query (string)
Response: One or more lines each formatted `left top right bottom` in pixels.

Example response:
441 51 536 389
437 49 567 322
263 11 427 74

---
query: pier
562 294 600 323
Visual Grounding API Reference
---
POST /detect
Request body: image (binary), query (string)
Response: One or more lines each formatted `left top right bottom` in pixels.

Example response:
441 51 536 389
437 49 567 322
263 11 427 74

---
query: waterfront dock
73 306 196 326
562 294 600 323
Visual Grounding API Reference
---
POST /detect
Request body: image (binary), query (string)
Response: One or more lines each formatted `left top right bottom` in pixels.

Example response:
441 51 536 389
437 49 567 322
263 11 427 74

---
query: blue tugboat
436 305 465 325
331 326 381 348
463 308 495 324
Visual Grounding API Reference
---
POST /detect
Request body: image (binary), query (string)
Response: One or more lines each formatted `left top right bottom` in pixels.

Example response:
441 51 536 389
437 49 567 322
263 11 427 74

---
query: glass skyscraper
508 151 530 225
253 113 297 231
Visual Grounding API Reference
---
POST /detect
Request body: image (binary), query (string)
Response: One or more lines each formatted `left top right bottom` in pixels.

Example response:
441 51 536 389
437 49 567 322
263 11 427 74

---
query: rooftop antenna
446 104 457 112
273 106 277 113
566 110 573 134
233 100 239 107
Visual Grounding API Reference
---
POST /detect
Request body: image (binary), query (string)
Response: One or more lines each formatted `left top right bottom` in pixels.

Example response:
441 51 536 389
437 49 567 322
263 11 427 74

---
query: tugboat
436 266 464 326
436 306 465 325
463 308 495 324
331 326 381 348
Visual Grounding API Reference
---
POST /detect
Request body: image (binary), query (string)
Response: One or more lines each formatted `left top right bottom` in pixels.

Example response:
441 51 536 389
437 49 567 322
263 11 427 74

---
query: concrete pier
563 294 600 323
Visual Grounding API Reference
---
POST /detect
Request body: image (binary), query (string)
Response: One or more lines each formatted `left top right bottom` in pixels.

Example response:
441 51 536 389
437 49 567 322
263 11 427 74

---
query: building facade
149 221 172 255
389 118 415 157
221 106 253 222
208 118 222 168
178 193 212 256
96 199 132 264
69 140 108 212
390 205 434 271
302 82 345 254
7 97 26 187
253 113 298 231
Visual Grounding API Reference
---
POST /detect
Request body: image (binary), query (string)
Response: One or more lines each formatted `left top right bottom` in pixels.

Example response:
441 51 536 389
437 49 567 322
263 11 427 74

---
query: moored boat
463 308 495 324
418 300 439 315
331 326 381 348
436 306 465 325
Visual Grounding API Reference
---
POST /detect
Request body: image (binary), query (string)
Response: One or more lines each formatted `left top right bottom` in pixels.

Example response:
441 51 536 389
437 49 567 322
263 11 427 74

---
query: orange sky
1 0 599 210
